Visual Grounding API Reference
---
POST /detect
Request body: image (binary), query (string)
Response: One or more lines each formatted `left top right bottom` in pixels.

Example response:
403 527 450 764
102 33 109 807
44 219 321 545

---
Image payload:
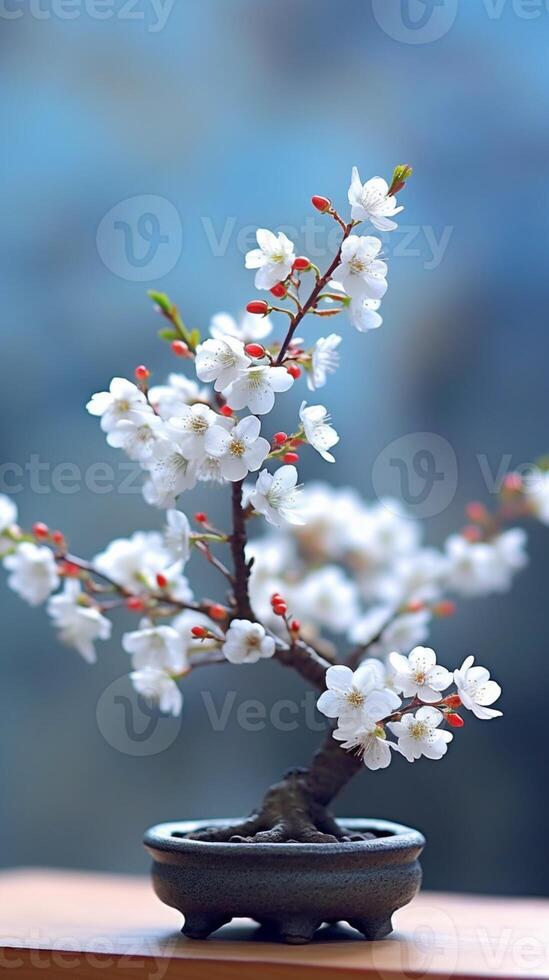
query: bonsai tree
2 166 546 845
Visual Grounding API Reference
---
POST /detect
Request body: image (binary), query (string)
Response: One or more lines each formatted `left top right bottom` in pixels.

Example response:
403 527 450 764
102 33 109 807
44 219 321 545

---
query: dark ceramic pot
144 817 425 944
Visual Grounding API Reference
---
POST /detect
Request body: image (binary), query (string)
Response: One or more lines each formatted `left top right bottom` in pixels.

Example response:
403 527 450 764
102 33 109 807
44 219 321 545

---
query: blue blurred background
1 0 548 895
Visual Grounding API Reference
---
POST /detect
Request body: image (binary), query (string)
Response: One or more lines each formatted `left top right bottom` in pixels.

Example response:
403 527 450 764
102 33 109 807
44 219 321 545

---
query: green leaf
189 328 201 349
158 328 179 341
147 290 172 314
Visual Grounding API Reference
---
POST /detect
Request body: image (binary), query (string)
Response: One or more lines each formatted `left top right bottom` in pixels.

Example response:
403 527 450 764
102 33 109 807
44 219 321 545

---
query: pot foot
349 916 393 941
276 917 322 944
182 914 230 940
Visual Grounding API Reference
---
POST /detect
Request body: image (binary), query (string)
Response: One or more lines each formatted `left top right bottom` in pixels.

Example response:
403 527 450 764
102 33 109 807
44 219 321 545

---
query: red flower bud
246 300 269 315
125 596 145 612
503 472 523 493
273 602 287 617
135 365 150 381
462 525 482 542
292 256 310 271
286 364 301 380
282 452 299 464
444 694 462 709
191 626 208 638
289 619 301 633
273 432 288 446
466 501 487 523
60 561 80 578
51 530 65 546
245 343 266 358
446 712 465 728
171 340 190 358
434 600 456 618
156 572 168 589
194 512 208 524
406 599 424 613
270 282 287 298
271 592 283 604
32 522 49 539
311 195 331 213
209 603 227 621
220 405 233 417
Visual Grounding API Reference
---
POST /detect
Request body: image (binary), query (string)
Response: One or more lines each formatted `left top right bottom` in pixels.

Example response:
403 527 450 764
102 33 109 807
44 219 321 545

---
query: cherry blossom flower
47 580 111 663
164 510 191 564
250 466 305 527
222 619 275 664
332 689 402 770
148 374 206 420
444 529 527 597
317 662 398 726
299 401 339 463
205 415 270 482
210 311 273 344
94 531 176 592
350 607 432 660
332 235 388 301
348 167 403 231
389 646 452 703
222 366 294 415
293 566 359 634
106 412 165 461
145 441 199 508
195 336 251 392
130 667 183 716
245 229 296 290
349 297 383 332
86 378 152 433
307 334 341 391
3 542 60 606
122 624 188 673
0 495 17 553
164 404 221 461
389 706 453 762
524 468 549 524
454 656 502 720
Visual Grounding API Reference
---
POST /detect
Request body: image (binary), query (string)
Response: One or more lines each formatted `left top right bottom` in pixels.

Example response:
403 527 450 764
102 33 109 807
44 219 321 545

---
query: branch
275 221 354 364
229 480 254 620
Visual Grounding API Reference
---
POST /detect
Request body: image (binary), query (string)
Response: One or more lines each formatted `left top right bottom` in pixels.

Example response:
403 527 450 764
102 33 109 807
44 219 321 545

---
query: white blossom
94 531 176 592
148 374 206 420
195 336 251 392
299 401 339 463
332 235 388 301
444 530 527 597
86 378 152 433
0 495 17 553
250 466 305 527
222 366 294 415
222 619 275 664
293 566 359 634
163 404 220 461
454 656 502 720
348 167 403 231
145 440 198 508
245 228 295 290
389 706 453 762
389 646 452 703
130 667 183 716
349 297 383 332
106 412 165 461
332 688 402 770
317 662 395 726
205 415 270 482
47 580 111 663
524 469 549 524
307 334 341 391
122 624 188 673
3 542 60 606
164 510 191 564
210 310 273 344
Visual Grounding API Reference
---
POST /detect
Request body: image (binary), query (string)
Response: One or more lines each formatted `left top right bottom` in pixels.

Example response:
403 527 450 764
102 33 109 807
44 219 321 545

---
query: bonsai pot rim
145 816 425 858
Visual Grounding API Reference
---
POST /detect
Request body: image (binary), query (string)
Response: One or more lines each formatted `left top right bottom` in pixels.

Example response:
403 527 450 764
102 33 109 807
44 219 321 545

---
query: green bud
147 290 173 314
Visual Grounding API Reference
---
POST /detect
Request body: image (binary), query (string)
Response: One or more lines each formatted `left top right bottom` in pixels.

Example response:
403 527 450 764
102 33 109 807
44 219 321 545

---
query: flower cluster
0 163 542 787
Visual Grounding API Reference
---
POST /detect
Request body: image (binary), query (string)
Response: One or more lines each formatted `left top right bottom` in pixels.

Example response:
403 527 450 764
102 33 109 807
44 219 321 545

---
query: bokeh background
1 0 548 896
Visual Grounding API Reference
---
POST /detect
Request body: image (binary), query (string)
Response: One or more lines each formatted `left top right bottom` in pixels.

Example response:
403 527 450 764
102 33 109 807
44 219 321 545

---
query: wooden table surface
1 869 548 980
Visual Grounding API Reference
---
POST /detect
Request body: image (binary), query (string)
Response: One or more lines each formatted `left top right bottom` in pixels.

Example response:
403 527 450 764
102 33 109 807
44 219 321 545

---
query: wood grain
1 869 548 979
